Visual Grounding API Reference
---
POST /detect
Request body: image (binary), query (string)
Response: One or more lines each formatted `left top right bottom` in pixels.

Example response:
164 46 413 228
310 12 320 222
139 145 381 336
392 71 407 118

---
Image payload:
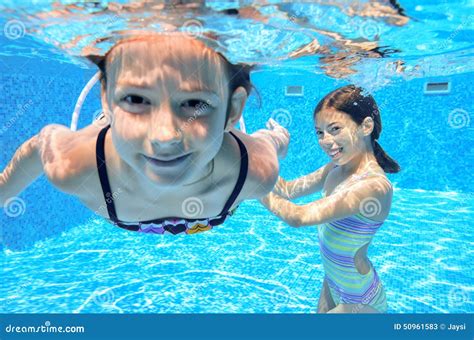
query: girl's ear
360 117 375 137
225 86 247 131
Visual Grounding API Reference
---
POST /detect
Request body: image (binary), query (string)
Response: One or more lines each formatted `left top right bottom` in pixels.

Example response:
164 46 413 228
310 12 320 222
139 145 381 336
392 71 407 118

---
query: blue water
1 0 473 314
1 189 473 313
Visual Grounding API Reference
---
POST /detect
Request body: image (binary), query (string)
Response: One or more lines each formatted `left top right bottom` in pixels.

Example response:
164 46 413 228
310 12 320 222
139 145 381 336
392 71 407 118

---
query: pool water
1 189 472 313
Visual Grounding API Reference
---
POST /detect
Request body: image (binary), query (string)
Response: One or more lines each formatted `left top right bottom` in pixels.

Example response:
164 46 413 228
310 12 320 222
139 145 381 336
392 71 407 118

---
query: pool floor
1 188 473 313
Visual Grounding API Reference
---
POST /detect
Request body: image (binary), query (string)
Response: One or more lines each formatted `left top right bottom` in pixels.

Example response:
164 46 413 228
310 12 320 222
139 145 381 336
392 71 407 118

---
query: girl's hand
265 118 290 159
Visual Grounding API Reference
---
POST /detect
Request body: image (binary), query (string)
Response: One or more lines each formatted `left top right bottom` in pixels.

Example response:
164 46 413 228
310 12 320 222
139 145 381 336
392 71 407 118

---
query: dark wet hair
314 85 400 173
86 49 255 122
88 54 254 95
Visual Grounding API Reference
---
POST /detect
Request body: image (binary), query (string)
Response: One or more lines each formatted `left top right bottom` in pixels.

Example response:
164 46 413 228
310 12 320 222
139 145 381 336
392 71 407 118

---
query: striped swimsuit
319 171 389 312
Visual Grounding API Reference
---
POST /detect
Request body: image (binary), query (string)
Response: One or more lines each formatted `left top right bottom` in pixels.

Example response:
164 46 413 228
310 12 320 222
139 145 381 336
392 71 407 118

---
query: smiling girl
260 85 400 313
1 33 289 235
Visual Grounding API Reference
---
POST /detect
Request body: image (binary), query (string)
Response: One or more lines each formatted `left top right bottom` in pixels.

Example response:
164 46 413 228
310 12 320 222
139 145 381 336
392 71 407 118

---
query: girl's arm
260 176 392 227
249 118 289 159
228 118 289 199
0 124 71 206
273 162 334 200
0 133 43 206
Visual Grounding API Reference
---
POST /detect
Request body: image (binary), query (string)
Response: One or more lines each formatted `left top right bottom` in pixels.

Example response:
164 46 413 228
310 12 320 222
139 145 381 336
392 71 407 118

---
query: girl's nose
148 107 182 147
320 132 334 147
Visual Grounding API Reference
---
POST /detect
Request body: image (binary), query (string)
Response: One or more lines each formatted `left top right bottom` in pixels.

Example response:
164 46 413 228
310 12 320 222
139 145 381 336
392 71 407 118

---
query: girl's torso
319 164 392 283
42 123 263 224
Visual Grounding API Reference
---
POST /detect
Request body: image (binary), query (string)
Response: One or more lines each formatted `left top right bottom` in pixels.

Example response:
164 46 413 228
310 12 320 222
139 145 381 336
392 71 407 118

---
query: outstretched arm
229 118 290 199
273 162 334 200
250 118 289 159
0 133 43 206
260 176 392 227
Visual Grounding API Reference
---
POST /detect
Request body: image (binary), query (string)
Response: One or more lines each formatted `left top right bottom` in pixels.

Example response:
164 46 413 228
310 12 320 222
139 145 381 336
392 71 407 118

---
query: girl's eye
181 100 212 114
330 126 341 133
122 95 150 105
316 130 323 137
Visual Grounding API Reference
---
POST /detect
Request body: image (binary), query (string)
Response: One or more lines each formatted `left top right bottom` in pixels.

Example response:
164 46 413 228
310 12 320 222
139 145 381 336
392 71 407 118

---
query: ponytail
372 140 400 173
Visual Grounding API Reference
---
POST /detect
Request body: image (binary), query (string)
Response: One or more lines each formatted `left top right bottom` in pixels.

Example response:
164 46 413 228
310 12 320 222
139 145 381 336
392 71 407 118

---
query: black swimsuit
95 125 248 235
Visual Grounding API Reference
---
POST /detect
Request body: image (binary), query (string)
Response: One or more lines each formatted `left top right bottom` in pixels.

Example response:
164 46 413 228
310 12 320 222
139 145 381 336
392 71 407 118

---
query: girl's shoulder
324 164 392 197
39 124 101 196
217 129 279 200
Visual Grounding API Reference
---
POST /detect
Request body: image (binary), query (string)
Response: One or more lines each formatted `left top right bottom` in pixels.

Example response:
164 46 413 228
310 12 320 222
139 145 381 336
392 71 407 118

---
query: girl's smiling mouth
143 153 191 168
327 147 343 159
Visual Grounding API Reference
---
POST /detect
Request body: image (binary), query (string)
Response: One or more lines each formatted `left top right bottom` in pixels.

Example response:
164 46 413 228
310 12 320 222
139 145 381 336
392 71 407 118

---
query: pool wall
1 51 473 250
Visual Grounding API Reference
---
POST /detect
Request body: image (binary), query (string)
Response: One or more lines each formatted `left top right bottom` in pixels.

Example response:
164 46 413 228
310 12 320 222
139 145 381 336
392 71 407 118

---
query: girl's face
101 35 242 186
315 108 370 166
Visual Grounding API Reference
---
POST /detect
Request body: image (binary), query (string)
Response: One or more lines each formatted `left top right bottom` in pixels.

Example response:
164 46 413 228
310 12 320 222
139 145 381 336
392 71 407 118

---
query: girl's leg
327 303 380 314
317 278 336 313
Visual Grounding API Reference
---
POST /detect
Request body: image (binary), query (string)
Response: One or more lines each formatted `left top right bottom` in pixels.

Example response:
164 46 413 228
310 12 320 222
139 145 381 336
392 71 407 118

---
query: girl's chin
332 155 348 166
144 174 187 187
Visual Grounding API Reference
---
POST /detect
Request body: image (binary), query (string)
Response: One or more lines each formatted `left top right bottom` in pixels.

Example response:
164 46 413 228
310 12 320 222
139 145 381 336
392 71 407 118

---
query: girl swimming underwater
260 85 400 313
0 33 289 235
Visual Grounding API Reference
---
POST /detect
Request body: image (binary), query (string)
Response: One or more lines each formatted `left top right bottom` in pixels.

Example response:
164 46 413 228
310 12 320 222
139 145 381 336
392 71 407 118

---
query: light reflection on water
1 189 472 313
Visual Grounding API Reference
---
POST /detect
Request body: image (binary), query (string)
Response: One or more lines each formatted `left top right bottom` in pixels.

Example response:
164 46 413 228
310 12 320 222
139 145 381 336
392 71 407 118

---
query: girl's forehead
316 108 350 125
106 35 227 94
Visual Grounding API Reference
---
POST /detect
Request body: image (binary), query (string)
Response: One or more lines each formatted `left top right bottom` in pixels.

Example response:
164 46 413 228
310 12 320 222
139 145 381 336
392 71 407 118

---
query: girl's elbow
287 216 303 228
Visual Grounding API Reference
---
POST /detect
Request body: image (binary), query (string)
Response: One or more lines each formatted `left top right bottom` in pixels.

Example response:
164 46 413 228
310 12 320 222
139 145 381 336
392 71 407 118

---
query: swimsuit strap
95 127 248 222
218 131 249 216
95 125 120 222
